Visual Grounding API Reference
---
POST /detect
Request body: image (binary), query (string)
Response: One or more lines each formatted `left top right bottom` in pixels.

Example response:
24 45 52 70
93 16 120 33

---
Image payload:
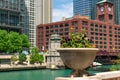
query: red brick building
36 1 120 56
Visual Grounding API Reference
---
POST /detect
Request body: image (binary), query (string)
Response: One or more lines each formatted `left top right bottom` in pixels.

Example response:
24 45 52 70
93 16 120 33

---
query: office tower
0 0 22 32
73 0 92 19
73 0 120 24
22 0 52 47
35 0 52 24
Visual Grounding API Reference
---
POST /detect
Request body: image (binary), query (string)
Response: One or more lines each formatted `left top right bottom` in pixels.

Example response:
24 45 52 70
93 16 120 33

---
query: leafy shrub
10 54 18 62
19 53 27 63
61 29 95 48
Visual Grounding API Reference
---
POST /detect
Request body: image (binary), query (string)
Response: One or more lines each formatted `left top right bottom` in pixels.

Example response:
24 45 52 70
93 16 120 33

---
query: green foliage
31 47 39 54
0 30 7 52
61 29 95 48
30 47 44 63
21 34 30 48
10 54 18 62
19 53 27 63
0 30 30 53
39 54 44 63
110 56 120 71
30 53 44 63
5 31 22 53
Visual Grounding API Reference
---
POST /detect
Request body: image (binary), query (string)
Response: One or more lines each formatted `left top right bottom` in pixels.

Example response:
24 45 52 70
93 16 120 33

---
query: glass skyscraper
73 0 120 24
73 0 92 19
0 0 52 47
0 0 22 32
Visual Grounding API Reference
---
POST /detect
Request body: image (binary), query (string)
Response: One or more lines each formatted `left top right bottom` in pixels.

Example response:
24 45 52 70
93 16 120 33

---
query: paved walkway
0 64 46 71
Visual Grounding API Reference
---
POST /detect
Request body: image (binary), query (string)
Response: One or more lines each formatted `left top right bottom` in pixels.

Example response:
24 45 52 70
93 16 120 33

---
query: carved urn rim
57 48 99 51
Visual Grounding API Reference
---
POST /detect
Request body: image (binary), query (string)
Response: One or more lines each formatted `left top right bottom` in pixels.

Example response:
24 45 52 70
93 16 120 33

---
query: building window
50 26 53 28
104 46 106 48
99 25 102 28
95 33 98 35
104 38 106 40
100 37 102 40
100 33 102 36
104 25 106 28
100 42 102 44
65 28 68 31
100 46 102 48
104 42 106 44
60 29 63 31
90 28 94 31
95 29 98 31
91 32 94 35
82 21 88 25
95 41 98 44
90 23 94 26
109 38 112 41
65 23 69 26
104 30 106 32
109 26 112 30
55 25 58 28
46 26 49 29
95 24 98 27
109 42 112 44
95 37 98 40
60 24 63 27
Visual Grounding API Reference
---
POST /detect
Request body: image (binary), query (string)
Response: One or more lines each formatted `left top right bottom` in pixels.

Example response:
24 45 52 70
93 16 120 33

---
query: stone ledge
55 71 120 80
56 76 101 80
96 71 120 79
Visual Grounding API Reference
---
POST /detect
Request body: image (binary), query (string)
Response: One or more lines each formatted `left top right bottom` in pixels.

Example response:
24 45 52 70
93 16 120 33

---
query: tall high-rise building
24 0 52 47
0 0 22 32
73 0 120 25
73 0 92 19
0 0 52 47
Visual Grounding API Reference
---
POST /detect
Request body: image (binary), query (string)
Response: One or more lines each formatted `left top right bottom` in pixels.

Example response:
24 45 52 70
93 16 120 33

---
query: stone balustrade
55 71 120 80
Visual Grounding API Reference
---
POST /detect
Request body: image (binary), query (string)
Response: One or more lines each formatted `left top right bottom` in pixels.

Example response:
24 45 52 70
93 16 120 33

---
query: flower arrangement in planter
57 28 99 77
61 29 95 48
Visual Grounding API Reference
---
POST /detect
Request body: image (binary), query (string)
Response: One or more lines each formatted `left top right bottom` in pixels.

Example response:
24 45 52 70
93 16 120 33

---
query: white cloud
53 2 73 22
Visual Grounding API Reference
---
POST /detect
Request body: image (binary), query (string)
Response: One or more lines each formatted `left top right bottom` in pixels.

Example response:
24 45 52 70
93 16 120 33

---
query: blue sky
53 0 73 22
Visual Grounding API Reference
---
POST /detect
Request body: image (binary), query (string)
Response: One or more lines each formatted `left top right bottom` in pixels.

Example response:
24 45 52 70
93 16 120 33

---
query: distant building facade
73 0 120 25
0 0 52 47
73 0 92 18
37 1 120 57
0 0 22 33
24 0 52 47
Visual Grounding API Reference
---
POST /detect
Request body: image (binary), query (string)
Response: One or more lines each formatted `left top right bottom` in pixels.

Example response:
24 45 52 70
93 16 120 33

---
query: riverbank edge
0 64 46 72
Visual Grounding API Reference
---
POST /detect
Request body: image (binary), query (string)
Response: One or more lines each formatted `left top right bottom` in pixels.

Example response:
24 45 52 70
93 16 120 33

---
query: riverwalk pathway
0 64 46 71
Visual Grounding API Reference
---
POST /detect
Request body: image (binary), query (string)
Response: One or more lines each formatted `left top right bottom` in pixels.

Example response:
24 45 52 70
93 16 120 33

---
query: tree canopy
0 30 30 54
30 47 44 64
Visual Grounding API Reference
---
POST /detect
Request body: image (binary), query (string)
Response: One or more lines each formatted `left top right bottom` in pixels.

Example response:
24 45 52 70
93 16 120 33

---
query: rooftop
97 0 113 4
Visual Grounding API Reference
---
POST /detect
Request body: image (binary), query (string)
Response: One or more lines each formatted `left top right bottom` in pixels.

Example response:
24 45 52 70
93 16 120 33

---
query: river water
0 64 118 80
0 69 72 80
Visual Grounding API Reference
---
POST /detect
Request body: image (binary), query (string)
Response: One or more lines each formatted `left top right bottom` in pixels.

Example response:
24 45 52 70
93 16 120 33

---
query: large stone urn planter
57 48 99 77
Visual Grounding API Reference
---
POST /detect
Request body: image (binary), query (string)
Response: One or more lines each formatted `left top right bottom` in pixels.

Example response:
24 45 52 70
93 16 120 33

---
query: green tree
0 30 30 53
30 47 44 64
10 54 18 64
5 31 22 53
0 30 7 52
39 54 44 65
19 53 27 63
31 47 39 54
30 53 44 64
21 34 30 48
